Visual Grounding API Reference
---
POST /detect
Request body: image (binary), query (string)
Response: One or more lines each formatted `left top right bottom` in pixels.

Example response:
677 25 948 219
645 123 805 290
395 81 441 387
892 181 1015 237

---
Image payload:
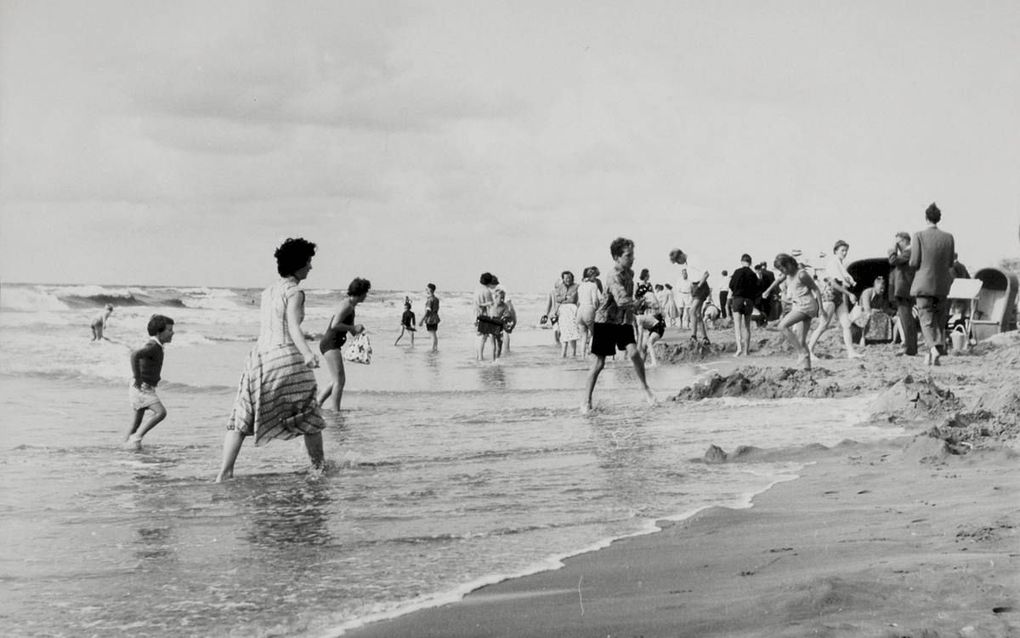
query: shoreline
340 326 1020 638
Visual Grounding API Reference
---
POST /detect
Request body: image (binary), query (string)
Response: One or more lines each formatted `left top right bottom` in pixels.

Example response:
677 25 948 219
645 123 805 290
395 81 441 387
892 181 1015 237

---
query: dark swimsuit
319 309 354 354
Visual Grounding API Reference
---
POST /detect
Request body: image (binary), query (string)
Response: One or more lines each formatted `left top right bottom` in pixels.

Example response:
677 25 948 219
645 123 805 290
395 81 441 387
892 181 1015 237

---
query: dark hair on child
561 270 574 280
347 277 371 297
147 314 175 336
479 272 495 285
275 237 317 277
610 237 634 259
773 253 799 274
427 283 436 292
639 268 650 280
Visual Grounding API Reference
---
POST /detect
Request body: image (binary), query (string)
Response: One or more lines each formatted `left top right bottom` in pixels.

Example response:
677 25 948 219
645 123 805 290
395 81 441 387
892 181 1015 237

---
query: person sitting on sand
854 276 889 347
583 237 656 412
762 253 821 370
125 314 175 449
90 304 114 341
394 302 416 346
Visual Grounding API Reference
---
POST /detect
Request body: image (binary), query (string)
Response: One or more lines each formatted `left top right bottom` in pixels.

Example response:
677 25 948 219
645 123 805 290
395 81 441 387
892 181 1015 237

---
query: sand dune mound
674 366 873 401
866 375 962 424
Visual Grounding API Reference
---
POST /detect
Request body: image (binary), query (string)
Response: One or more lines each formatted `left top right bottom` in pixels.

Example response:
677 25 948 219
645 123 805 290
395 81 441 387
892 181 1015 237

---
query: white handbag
342 333 373 364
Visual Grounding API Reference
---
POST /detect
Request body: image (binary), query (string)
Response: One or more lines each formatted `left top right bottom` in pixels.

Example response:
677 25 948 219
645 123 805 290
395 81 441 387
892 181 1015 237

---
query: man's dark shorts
591 322 636 357
730 296 755 317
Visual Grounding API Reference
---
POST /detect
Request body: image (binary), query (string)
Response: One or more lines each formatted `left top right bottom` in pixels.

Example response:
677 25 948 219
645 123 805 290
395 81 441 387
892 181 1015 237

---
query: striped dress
227 278 325 445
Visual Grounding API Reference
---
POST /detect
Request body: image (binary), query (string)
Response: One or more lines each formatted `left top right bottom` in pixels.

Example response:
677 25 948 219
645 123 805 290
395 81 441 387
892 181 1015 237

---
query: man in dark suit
909 202 955 365
754 262 777 323
888 232 917 355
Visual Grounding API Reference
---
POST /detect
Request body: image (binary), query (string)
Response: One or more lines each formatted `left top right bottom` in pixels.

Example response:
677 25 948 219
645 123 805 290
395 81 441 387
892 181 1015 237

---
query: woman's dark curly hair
347 277 372 298
275 238 317 277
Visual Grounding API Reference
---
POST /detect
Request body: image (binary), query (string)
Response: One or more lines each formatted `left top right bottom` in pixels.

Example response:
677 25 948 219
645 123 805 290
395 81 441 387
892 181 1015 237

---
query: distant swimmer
125 314 175 449
90 304 114 341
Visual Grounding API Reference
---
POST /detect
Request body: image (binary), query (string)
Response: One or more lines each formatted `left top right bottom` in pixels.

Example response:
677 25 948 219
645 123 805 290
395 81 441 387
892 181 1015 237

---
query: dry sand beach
345 324 1020 638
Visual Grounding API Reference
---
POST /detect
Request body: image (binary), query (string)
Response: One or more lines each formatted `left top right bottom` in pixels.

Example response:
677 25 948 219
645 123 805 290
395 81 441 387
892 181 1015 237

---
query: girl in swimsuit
763 253 821 370
316 278 370 411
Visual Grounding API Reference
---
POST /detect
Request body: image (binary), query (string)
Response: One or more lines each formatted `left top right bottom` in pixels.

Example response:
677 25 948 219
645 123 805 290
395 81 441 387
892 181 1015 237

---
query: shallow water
0 283 907 637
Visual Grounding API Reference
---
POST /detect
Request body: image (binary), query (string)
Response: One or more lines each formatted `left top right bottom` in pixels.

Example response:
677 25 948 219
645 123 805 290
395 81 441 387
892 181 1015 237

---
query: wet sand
342 325 1020 638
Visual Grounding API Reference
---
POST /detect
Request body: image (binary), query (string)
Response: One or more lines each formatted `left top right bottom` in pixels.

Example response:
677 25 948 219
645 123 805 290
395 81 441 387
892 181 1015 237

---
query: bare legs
477 333 496 361
561 339 578 358
642 331 661 366
125 403 167 448
808 301 861 359
733 312 752 356
779 309 813 369
583 342 655 412
316 349 346 411
215 430 245 482
689 298 707 341
215 430 324 482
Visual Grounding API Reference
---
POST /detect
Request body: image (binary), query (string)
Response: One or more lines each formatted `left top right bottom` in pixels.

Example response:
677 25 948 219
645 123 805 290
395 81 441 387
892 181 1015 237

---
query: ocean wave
0 288 69 312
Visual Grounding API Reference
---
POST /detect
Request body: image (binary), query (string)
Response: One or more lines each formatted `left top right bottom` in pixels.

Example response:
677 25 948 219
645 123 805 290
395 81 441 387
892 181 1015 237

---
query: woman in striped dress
215 238 327 482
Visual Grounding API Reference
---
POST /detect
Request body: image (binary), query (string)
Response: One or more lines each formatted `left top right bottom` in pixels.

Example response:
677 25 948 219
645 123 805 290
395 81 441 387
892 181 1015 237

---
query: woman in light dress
554 271 581 357
576 266 603 356
216 238 327 482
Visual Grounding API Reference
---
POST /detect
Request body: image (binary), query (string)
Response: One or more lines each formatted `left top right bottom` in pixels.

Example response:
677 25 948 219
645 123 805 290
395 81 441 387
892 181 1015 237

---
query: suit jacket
909 227 955 298
887 246 915 299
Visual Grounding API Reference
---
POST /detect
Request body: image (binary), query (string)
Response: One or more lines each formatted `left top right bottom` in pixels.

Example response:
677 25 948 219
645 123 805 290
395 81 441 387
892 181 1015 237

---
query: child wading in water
126 314 175 449
583 237 656 412
394 302 416 346
762 253 821 370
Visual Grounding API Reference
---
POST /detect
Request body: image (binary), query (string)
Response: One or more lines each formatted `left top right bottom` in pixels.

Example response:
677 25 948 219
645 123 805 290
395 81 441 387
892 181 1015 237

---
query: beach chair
946 278 982 342
970 268 1019 341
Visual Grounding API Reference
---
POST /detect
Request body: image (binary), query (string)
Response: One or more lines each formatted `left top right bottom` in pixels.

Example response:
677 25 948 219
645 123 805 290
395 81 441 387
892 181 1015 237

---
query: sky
1 0 1018 293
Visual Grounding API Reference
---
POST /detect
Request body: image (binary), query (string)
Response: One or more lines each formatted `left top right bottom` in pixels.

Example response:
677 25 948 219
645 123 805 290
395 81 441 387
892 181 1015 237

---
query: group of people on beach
119 201 960 477
750 202 958 370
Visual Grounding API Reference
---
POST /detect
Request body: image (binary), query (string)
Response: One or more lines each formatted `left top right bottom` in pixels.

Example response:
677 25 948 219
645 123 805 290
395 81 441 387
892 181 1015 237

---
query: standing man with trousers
888 231 918 356
909 203 955 366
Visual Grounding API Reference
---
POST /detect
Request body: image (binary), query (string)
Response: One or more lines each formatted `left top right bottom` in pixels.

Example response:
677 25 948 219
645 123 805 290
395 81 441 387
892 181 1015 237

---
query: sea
0 282 908 637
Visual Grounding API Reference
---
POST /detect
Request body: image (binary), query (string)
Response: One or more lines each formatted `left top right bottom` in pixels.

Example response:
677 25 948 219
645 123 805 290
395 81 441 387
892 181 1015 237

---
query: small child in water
394 302 416 346
91 304 114 341
125 314 175 449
